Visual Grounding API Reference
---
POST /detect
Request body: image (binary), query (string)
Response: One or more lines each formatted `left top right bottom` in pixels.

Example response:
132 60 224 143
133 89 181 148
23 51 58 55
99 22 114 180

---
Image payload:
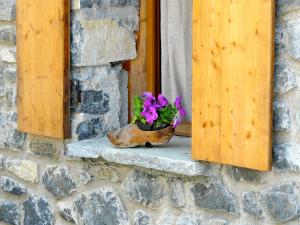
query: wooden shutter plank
192 0 274 170
17 0 70 139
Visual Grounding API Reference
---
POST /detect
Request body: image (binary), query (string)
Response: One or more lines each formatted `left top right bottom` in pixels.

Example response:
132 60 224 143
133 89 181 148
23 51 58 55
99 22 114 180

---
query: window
129 0 274 171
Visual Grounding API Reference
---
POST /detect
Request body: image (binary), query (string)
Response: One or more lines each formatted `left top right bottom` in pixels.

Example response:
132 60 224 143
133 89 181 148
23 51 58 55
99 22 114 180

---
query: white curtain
161 0 193 120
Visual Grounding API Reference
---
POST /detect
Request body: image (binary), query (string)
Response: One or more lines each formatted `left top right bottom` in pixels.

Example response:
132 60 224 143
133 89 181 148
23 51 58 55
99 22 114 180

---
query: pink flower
174 96 183 109
157 94 169 108
173 118 181 128
179 107 186 117
141 106 158 124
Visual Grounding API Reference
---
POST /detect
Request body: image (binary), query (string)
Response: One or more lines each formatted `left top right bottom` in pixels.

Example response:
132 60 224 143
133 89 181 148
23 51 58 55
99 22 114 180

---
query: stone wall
0 0 300 224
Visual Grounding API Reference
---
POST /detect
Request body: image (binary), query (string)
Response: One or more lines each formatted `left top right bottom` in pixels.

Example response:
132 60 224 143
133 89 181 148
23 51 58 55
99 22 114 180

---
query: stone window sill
66 136 212 176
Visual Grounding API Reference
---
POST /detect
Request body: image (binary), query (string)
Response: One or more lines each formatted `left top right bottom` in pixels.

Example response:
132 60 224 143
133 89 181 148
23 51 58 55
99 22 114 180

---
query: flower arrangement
132 92 186 129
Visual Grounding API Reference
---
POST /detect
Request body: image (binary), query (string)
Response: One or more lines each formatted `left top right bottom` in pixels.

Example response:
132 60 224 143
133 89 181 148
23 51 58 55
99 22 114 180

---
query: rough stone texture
203 219 229 225
273 142 300 172
89 165 120 182
73 187 130 225
261 183 300 223
191 182 238 214
122 170 164 208
42 166 78 198
23 195 54 225
0 200 19 225
80 170 94 185
168 178 185 208
2 64 16 82
273 102 291 132
0 154 5 169
287 18 300 60
243 192 263 219
67 136 210 176
0 25 16 45
6 159 38 183
0 47 16 62
133 210 151 225
71 16 136 66
28 139 59 160
0 0 16 21
274 64 297 94
0 176 27 195
226 166 262 182
58 202 75 223
76 90 110 114
76 118 102 141
176 214 201 225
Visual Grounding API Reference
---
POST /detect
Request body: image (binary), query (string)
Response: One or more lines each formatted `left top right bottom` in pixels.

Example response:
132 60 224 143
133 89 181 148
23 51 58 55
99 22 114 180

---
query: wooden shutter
17 0 70 139
192 0 275 170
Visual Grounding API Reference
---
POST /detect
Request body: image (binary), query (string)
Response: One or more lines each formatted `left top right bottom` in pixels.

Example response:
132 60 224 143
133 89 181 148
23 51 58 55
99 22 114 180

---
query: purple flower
141 106 158 124
173 118 181 128
157 94 169 108
174 96 183 109
142 92 153 99
179 107 186 117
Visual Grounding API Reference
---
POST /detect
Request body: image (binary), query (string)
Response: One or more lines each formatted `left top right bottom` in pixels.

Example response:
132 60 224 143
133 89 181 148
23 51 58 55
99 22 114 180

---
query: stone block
176 214 201 225
0 176 27 195
0 0 16 21
273 142 300 172
133 210 151 225
71 17 136 66
23 195 54 225
274 64 296 94
0 25 16 44
28 139 59 160
243 192 263 219
76 118 102 140
79 0 139 9
202 219 229 225
226 166 262 182
6 159 38 183
287 18 300 60
42 165 78 198
261 183 300 223
2 63 16 83
122 170 164 208
0 47 16 63
0 200 19 225
168 178 185 208
73 187 130 225
76 90 110 114
273 102 290 132
191 182 238 214
89 165 120 182
58 201 75 223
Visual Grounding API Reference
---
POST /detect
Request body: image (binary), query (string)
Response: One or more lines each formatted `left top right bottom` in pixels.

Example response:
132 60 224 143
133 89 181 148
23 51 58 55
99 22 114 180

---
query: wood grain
192 0 274 170
17 0 70 139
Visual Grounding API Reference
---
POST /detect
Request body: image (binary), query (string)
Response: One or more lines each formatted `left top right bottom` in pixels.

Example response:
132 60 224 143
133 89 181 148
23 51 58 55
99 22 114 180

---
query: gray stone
0 154 5 169
0 176 27 195
261 183 300 223
226 166 262 182
5 87 16 105
6 159 38 183
273 102 290 132
203 219 229 225
28 139 59 160
277 0 300 15
191 182 238 214
122 170 164 208
287 18 300 60
73 187 130 225
71 17 136 66
0 25 16 44
275 26 285 54
58 202 75 223
76 117 102 140
0 0 16 21
43 165 78 198
133 210 151 225
3 64 16 82
76 90 110 114
168 178 185 207
0 47 16 63
80 170 94 184
67 136 210 176
0 200 20 225
23 195 54 225
155 211 177 225
89 165 120 182
273 142 300 172
176 214 201 225
243 192 263 219
274 65 296 94
79 0 139 9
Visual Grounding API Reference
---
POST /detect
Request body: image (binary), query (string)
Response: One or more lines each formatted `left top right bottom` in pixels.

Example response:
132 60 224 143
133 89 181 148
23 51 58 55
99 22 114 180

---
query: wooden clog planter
107 124 174 148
